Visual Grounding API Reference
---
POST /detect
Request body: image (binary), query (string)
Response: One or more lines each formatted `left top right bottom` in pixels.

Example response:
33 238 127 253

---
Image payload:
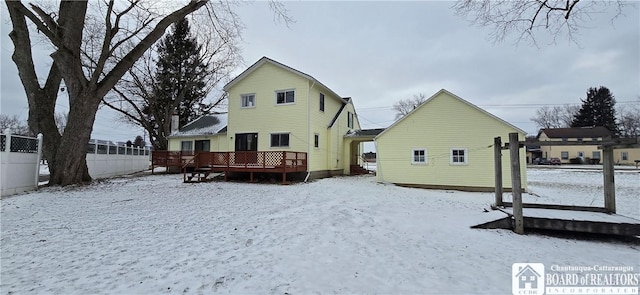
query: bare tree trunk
49 93 100 185
7 0 208 185
6 1 63 180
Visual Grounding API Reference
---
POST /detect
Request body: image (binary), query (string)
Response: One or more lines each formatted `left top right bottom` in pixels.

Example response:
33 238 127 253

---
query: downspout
305 80 316 182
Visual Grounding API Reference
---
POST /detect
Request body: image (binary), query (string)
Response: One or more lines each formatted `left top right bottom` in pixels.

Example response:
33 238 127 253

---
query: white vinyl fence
1 131 151 197
0 130 43 197
86 139 150 179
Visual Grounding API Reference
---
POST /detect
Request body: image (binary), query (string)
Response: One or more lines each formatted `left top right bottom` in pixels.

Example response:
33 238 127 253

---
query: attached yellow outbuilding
375 89 527 192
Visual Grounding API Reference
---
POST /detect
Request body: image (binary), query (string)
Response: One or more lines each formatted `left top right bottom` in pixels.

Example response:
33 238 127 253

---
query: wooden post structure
494 137 503 207
603 147 616 213
509 132 524 234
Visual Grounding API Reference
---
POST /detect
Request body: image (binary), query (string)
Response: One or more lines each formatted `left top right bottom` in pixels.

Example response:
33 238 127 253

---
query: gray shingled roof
345 128 386 138
170 113 228 137
538 126 612 139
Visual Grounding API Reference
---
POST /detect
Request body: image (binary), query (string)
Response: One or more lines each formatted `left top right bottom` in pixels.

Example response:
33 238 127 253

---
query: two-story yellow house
537 127 640 165
168 57 362 180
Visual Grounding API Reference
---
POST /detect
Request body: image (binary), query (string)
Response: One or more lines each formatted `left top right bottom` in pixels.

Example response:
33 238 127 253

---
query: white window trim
274 89 296 105
269 132 291 148
450 148 468 165
621 151 628 160
347 112 354 129
411 148 427 165
180 141 193 151
240 93 256 108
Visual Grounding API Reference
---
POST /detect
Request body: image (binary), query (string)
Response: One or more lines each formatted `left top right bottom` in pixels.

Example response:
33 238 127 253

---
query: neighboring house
167 57 363 179
525 136 542 164
617 148 640 165
168 113 228 152
363 151 377 162
537 127 639 165
374 89 527 192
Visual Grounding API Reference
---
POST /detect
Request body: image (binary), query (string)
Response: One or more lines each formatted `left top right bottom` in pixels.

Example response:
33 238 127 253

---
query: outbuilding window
411 148 427 164
450 148 468 165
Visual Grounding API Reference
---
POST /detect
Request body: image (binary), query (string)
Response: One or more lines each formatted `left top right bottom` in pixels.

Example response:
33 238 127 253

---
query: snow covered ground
526 168 639 219
1 169 638 294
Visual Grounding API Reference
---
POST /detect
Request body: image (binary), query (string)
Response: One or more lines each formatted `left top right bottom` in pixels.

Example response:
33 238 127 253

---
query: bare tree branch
453 0 630 45
393 93 427 120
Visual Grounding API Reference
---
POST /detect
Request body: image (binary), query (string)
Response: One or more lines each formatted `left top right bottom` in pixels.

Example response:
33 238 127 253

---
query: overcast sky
1 1 639 145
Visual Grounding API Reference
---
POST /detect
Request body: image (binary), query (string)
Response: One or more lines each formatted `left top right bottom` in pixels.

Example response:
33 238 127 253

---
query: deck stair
350 164 371 175
183 167 214 183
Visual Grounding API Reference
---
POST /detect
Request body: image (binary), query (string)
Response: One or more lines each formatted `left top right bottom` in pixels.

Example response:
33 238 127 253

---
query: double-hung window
621 152 628 161
347 112 354 129
450 148 468 165
181 141 193 151
276 90 295 104
411 148 427 164
241 94 255 108
270 133 290 147
561 151 569 160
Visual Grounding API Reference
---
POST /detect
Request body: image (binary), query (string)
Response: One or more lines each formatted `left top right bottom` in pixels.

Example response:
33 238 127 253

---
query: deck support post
494 136 503 207
250 172 253 183
603 147 616 213
509 132 524 234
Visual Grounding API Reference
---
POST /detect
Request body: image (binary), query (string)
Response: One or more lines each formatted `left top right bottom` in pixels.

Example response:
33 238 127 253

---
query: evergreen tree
140 17 211 149
571 87 619 135
133 135 146 148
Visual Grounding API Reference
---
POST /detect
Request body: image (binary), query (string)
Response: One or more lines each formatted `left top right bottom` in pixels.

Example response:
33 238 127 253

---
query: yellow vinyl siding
226 62 309 153
307 84 344 172
226 61 356 173
167 135 227 152
339 103 362 173
376 91 526 190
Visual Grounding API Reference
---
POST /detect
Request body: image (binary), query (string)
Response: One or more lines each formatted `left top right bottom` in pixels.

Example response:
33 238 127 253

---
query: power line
358 100 638 111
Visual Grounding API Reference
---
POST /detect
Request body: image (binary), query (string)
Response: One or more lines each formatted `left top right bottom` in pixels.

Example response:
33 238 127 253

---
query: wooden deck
151 151 194 173
152 151 307 184
473 203 640 236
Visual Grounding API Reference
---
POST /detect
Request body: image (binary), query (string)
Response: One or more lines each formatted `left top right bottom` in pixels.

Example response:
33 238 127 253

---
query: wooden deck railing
193 151 307 172
152 150 307 182
151 151 194 173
